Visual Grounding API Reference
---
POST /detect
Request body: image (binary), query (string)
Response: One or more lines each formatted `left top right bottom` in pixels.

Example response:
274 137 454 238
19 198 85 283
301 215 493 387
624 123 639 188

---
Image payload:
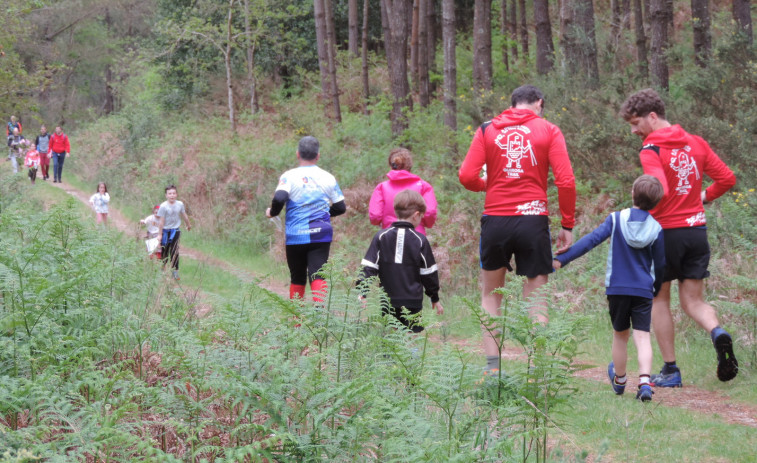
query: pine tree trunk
103 8 114 115
349 0 359 56
427 0 438 93
509 0 518 60
519 0 528 55
314 0 332 112
560 0 579 75
411 0 420 91
691 0 711 68
473 0 493 91
362 0 370 114
442 0 457 131
324 0 342 121
243 0 259 114
622 0 632 29
634 0 649 79
650 0 669 90
732 0 753 45
225 0 236 133
500 0 509 70
534 0 554 74
610 0 621 52
382 0 412 135
418 0 430 106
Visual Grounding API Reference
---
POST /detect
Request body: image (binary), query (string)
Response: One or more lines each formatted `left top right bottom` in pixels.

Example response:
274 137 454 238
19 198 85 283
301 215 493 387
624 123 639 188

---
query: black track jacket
359 221 440 308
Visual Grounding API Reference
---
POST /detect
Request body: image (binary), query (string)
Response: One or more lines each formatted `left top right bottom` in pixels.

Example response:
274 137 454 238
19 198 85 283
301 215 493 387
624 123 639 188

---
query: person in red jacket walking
620 88 738 386
459 85 577 377
49 126 71 183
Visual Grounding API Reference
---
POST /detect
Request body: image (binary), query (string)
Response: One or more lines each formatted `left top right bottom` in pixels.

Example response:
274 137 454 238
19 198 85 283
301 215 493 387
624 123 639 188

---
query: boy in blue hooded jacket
554 175 665 402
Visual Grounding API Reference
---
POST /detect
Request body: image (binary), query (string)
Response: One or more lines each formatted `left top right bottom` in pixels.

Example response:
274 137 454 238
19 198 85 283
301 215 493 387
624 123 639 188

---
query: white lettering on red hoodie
639 125 736 229
458 108 576 229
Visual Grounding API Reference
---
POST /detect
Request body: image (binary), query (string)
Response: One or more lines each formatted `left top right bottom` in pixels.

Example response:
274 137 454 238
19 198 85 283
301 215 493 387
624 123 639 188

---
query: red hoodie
458 108 576 228
640 125 736 229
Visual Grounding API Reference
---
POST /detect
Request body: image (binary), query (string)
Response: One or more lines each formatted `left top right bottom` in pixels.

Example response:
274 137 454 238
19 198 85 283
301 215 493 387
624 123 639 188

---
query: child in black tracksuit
359 190 444 332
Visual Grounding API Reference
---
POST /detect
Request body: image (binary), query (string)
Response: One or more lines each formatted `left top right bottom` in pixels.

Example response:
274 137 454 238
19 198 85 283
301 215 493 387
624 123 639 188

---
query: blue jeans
52 151 66 181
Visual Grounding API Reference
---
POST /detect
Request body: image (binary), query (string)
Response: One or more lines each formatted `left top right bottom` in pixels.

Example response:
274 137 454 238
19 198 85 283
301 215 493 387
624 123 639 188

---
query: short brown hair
632 175 664 211
620 88 666 120
394 189 426 220
388 148 413 171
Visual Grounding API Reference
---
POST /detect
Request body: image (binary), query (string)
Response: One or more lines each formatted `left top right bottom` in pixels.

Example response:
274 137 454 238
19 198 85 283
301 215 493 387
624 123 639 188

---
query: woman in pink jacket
369 148 438 234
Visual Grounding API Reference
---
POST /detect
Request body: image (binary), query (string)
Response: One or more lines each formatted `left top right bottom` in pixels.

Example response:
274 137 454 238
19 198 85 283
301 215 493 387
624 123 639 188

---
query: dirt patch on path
52 180 288 297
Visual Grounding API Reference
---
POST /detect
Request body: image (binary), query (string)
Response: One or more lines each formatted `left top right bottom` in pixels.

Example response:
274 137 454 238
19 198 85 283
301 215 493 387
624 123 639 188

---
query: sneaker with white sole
607 362 626 395
712 328 738 382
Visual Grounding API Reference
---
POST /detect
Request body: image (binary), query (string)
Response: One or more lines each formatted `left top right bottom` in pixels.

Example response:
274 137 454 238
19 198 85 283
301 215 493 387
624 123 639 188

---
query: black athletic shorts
662 227 710 282
607 295 652 332
479 215 552 277
285 242 331 285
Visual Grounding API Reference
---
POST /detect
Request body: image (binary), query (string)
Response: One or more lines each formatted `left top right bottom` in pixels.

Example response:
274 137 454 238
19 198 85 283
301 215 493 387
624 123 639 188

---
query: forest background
1 0 756 461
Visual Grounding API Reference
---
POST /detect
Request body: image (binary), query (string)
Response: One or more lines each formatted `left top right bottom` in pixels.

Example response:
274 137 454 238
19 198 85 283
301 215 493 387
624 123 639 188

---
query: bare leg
633 330 653 377
481 267 506 358
679 279 719 333
612 329 631 376
652 282 676 363
524 274 549 323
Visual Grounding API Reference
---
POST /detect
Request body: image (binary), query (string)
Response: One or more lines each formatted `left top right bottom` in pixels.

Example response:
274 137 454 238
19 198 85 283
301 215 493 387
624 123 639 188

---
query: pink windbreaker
368 170 438 234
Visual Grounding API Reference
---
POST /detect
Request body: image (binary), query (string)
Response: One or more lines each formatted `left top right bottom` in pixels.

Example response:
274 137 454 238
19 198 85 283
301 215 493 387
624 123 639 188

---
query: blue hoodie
555 208 665 299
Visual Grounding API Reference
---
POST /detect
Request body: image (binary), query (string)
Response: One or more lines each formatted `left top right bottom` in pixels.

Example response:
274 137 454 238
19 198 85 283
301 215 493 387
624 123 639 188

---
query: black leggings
285 242 331 285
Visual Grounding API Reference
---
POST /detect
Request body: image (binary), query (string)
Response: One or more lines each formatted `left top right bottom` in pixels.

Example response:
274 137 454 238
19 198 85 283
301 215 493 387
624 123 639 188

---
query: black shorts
479 215 552 277
662 227 710 282
607 295 652 332
285 242 331 285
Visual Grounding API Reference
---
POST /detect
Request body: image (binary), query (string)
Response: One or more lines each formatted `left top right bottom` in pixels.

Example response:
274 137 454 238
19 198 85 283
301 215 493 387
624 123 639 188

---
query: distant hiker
554 175 666 402
6 115 22 136
49 126 70 183
458 85 577 378
369 147 437 235
89 182 110 225
358 190 443 333
7 127 25 174
24 141 40 184
265 135 346 302
35 125 52 181
140 205 162 258
620 88 738 385
157 185 192 280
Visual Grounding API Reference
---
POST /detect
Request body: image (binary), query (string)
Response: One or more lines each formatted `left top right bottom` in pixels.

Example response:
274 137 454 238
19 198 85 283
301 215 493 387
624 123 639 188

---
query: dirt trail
55 180 757 429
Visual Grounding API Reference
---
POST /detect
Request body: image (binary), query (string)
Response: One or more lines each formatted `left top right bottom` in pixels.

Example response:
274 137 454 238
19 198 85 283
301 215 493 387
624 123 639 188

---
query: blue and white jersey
276 165 344 245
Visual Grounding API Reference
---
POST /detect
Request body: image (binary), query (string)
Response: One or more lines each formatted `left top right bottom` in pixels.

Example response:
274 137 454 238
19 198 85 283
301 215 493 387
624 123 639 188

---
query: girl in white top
89 182 110 225
140 205 161 239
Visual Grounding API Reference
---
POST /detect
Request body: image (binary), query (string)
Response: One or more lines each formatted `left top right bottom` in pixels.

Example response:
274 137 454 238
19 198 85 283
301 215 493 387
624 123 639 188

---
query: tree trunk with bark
732 0 753 45
500 0 509 70
243 0 259 114
382 0 412 135
560 0 598 86
324 0 342 121
418 0 430 106
427 0 438 93
224 0 236 133
103 8 114 115
691 0 711 67
509 0 518 61
442 0 456 131
473 0 493 91
650 0 669 89
518 0 528 55
410 0 420 89
349 0 359 56
534 0 554 74
634 0 649 79
362 0 370 114
314 0 332 111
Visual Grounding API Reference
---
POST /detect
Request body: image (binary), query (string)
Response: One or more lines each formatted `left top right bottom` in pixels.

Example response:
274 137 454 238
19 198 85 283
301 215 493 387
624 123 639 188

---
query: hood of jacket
618 208 662 249
643 124 689 148
386 169 422 183
491 108 541 130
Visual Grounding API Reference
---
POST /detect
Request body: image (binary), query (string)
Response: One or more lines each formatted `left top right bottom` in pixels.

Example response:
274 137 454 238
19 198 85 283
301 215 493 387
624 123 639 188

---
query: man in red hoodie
459 85 576 376
49 126 71 183
620 88 738 385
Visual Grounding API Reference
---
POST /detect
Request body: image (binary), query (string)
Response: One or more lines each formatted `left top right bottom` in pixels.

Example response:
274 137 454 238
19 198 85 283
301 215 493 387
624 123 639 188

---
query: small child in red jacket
23 142 40 184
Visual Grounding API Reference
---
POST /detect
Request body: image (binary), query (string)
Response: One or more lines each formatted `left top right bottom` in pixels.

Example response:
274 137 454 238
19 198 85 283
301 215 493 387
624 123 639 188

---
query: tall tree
348 0 359 56
410 0 420 88
732 0 753 45
610 0 622 52
649 0 670 89
442 0 456 131
324 0 342 122
518 0 528 56
560 0 598 86
426 0 438 93
382 0 412 135
362 0 370 114
691 0 712 67
633 0 649 79
500 0 509 70
508 0 518 61
418 0 430 106
473 0 493 91
314 0 332 111
534 0 554 74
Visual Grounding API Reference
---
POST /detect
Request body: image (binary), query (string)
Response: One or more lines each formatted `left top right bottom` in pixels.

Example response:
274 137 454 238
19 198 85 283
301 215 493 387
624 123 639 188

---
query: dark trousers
161 229 181 270
52 151 66 181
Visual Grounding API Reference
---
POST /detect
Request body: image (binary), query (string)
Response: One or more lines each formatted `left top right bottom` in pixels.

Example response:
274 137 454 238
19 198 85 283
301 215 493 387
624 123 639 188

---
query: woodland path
54 180 757 429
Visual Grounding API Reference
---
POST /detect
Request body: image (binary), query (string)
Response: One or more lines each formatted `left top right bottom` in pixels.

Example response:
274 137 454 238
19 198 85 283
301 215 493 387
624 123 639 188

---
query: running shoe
607 362 625 395
636 384 654 402
712 328 739 382
650 368 682 388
